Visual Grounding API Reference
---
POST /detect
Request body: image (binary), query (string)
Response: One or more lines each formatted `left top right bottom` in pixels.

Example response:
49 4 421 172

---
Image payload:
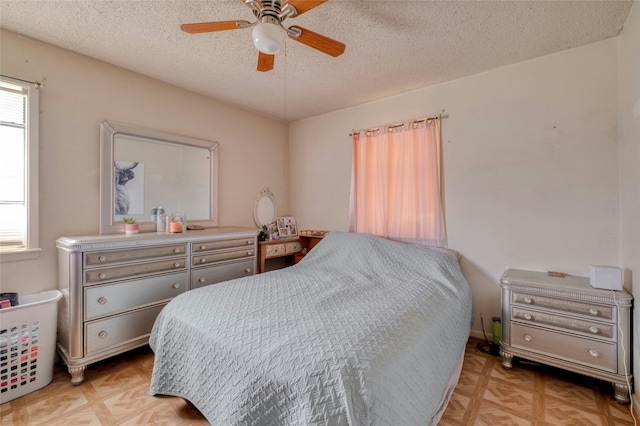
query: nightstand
499 269 633 403
258 237 301 273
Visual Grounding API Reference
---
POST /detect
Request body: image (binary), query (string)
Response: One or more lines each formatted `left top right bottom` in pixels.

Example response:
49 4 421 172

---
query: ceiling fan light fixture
252 22 285 55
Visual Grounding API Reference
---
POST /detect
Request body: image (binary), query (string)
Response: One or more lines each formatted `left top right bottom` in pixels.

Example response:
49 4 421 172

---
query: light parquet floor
439 338 636 425
1 337 636 425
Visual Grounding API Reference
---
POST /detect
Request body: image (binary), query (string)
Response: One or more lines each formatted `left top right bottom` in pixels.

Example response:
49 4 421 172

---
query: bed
148 231 473 425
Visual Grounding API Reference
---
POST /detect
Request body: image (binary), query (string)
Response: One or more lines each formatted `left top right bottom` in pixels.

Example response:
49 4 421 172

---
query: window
0 76 40 261
349 118 446 246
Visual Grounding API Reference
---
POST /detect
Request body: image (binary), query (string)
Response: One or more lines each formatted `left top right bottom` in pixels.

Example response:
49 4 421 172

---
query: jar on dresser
56 227 256 384
499 269 633 403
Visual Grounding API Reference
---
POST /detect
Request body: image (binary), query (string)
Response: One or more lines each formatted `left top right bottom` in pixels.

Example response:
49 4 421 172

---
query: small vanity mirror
100 120 219 234
253 187 277 228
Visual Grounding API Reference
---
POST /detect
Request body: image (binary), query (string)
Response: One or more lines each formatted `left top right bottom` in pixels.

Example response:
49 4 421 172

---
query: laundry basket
0 290 62 404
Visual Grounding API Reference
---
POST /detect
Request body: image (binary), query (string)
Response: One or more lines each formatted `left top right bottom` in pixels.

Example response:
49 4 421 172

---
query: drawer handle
523 313 533 321
98 255 106 262
588 349 599 358
200 245 206 250
174 248 181 253
588 307 599 316
98 272 106 279
245 268 251 273
198 277 205 283
523 297 532 304
247 251 254 256
246 240 252 245
200 258 206 263
172 282 180 289
98 331 108 339
97 297 107 305
589 326 599 334
523 334 532 342
174 262 181 268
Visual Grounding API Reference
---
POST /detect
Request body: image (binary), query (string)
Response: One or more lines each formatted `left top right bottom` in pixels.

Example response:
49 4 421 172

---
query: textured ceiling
0 1 633 122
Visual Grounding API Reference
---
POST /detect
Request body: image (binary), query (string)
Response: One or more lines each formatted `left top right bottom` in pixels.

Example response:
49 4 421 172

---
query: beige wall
618 0 640 412
0 29 288 295
289 38 622 344
1 9 638 403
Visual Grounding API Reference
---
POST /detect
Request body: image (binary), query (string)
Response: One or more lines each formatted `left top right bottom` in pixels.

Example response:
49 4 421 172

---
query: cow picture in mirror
114 161 143 215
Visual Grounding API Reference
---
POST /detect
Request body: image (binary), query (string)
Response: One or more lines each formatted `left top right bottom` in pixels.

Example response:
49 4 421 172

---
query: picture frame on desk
277 216 297 237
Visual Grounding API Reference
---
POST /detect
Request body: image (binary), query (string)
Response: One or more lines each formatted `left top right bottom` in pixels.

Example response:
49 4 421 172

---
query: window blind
0 83 27 248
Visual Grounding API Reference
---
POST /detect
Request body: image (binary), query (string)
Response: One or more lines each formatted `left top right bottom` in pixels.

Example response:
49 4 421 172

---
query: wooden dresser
56 227 256 384
295 231 326 263
499 269 633 403
257 236 301 273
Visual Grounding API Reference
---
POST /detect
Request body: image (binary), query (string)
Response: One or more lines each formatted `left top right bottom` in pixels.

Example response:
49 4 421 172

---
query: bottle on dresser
151 206 158 230
156 206 166 232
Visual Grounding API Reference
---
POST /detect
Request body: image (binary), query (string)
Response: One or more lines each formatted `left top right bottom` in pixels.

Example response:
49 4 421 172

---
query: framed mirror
100 120 219 234
253 187 277 228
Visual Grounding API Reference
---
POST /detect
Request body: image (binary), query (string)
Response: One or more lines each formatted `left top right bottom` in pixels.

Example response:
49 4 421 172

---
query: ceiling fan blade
284 0 328 16
257 52 275 72
180 20 250 34
288 25 345 57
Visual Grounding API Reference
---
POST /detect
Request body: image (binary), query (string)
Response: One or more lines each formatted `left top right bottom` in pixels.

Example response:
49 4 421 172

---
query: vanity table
258 237 302 273
56 227 256 384
253 187 302 273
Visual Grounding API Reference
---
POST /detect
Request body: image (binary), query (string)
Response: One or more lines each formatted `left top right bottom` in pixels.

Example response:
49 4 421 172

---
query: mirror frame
253 187 277 228
100 120 219 234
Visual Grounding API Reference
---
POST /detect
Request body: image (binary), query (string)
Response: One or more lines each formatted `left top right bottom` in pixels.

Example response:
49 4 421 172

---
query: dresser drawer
192 247 255 267
511 323 616 373
286 242 302 254
265 243 285 257
85 304 165 355
264 242 301 257
191 259 255 289
512 292 613 321
84 244 187 267
85 258 187 285
192 238 255 253
85 271 188 320
512 307 614 339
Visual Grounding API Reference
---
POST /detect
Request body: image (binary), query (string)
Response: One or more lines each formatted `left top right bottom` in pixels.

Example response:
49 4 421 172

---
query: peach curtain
348 118 446 246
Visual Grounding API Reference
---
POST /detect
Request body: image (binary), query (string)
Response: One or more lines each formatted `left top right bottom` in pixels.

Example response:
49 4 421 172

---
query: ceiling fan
180 0 346 72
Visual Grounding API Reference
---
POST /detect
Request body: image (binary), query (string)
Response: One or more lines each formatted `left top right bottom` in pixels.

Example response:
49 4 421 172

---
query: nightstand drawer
511 323 616 373
285 242 301 254
512 291 613 321
512 307 614 339
265 243 285 257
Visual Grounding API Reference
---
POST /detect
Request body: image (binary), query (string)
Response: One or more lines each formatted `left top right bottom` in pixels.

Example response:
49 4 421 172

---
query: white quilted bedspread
149 231 473 425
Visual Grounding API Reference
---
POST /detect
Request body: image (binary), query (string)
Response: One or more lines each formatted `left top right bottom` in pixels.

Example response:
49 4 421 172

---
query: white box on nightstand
589 265 623 291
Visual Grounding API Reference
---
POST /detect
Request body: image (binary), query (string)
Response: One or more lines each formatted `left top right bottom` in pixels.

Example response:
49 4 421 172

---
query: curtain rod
349 112 448 137
0 74 44 88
